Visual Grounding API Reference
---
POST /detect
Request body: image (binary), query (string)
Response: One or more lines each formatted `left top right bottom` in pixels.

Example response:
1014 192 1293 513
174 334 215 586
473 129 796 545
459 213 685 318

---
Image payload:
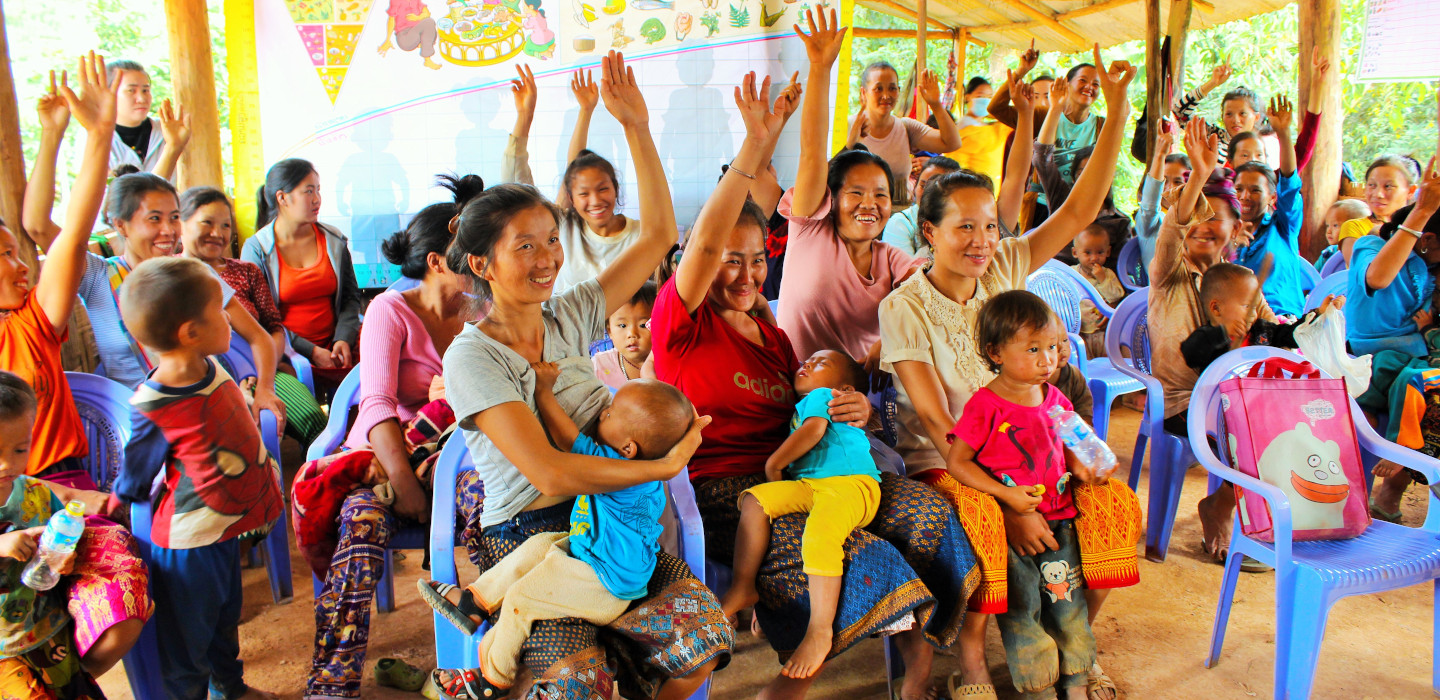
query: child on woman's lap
948 291 1106 700
592 281 656 389
1071 226 1125 359
719 349 880 679
420 369 695 697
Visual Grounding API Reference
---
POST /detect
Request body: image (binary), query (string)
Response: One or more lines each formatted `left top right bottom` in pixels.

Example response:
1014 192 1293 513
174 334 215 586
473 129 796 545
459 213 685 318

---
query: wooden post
165 0 224 190
1166 0 1193 108
1144 0 1161 168
955 28 968 93
1298 0 1340 261
916 0 928 123
0 0 36 271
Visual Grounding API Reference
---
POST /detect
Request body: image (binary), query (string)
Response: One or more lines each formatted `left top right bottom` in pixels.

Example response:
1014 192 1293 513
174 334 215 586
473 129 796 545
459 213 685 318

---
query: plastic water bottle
21 501 86 591
1047 405 1118 480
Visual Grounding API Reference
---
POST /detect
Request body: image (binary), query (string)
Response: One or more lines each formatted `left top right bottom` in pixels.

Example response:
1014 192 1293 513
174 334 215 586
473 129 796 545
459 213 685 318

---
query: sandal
375 658 430 692
1370 503 1403 524
946 673 997 700
1086 662 1118 700
432 668 508 700
418 580 480 635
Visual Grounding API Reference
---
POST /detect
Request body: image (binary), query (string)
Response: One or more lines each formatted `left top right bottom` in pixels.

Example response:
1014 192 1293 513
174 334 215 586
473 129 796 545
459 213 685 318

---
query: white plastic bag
1294 307 1371 397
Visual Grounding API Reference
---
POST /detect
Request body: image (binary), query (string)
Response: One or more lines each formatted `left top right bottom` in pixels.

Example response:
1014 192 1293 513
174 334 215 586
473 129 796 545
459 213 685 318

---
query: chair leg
264 514 294 604
1128 427 1150 492
1145 436 1186 563
1089 381 1112 442
1433 578 1439 697
377 549 396 613
1205 548 1245 668
883 635 905 695
1276 579 1330 700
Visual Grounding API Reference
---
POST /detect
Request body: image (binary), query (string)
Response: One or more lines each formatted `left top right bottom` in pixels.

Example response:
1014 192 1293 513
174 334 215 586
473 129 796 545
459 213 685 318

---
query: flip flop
417 580 480 635
1086 662 1118 700
375 658 430 692
946 673 997 700
432 668 507 700
1369 503 1403 524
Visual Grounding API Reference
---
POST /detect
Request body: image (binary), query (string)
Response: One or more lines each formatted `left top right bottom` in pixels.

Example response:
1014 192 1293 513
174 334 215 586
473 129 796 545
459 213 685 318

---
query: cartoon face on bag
1243 422 1348 531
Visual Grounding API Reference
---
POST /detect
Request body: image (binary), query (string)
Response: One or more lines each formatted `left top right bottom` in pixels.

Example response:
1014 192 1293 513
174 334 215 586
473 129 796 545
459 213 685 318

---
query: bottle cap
64 501 85 517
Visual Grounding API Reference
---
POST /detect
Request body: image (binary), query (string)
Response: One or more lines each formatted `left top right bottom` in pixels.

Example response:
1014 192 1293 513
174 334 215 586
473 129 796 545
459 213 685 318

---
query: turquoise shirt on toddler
567 434 667 600
784 390 881 481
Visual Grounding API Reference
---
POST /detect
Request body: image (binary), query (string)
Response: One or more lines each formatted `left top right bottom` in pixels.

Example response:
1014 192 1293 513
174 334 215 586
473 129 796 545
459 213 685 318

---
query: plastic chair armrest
665 467 708 581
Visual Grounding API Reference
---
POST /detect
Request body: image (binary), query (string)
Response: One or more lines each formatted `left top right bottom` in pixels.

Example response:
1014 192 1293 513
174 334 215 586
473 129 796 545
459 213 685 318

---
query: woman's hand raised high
1007 69 1032 113
775 71 802 124
511 63 538 116
598 51 649 128
735 72 785 145
571 69 599 112
793 7 847 70
1093 43 1136 118
37 71 70 134
1184 116 1220 181
58 51 118 134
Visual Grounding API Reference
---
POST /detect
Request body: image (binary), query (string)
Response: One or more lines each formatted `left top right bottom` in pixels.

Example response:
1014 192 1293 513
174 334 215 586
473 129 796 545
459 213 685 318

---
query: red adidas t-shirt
651 278 799 481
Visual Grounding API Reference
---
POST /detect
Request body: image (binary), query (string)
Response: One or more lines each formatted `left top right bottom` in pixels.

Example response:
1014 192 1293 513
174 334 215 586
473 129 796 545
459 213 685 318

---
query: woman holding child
653 14 979 700
881 51 1139 700
428 53 727 699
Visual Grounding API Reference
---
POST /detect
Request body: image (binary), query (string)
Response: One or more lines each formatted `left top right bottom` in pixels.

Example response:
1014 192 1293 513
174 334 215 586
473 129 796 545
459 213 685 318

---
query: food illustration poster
286 0 375 103
561 0 822 62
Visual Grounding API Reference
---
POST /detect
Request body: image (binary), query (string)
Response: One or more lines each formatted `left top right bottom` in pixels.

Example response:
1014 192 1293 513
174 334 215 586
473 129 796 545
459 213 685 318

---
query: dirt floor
96 406 1438 699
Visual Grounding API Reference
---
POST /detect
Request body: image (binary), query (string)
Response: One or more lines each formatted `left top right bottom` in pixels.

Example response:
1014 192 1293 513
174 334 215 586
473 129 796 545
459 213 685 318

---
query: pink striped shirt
345 290 443 449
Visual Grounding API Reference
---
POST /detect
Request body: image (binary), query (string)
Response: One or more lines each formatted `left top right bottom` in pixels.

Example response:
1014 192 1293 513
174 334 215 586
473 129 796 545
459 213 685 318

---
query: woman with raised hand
881 45 1139 700
428 52 725 700
104 58 192 179
651 13 978 700
846 61 960 206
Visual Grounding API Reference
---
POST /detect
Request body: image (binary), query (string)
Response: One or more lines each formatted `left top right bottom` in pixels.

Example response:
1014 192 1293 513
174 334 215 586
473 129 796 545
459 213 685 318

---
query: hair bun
438 173 485 210
380 229 412 265
111 164 141 179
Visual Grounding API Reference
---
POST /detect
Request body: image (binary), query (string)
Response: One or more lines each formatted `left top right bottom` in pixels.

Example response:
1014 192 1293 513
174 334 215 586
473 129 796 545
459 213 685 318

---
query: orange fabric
278 224 339 347
919 469 1142 615
0 293 87 474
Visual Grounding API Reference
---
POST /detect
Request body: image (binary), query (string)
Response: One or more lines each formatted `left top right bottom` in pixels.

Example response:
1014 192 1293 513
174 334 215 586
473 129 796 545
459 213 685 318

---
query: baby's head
607 281 656 369
596 379 695 460
0 371 36 483
1325 198 1372 246
1072 225 1110 274
119 257 232 359
1199 262 1260 331
794 349 869 398
977 290 1060 385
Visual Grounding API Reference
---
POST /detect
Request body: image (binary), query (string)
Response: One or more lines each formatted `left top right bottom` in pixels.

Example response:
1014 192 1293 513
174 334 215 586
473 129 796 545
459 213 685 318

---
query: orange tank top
277 225 339 348
0 293 88 474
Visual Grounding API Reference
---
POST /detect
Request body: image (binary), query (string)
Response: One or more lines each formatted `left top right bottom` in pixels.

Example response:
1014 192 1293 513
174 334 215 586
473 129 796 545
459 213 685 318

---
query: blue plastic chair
1105 290 1203 562
1303 272 1349 313
387 276 422 293
1298 257 1322 295
768 299 780 317
216 334 295 604
1318 250 1347 277
1189 346 1440 698
1117 237 1148 291
1027 261 1145 441
305 363 427 613
428 433 715 699
588 338 615 356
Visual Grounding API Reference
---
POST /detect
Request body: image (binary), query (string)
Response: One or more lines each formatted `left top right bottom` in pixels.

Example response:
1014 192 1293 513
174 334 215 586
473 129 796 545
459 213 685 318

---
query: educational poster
1357 0 1440 82
231 0 850 287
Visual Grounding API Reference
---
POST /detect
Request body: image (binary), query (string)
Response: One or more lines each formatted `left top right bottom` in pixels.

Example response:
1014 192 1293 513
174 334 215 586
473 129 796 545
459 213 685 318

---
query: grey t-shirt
443 279 613 527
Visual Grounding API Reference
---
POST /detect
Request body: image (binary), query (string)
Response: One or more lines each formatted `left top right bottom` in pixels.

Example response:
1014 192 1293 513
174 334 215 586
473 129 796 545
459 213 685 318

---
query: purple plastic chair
1117 237 1148 291
1189 346 1440 698
1318 250 1347 277
1027 260 1145 441
1303 272 1349 314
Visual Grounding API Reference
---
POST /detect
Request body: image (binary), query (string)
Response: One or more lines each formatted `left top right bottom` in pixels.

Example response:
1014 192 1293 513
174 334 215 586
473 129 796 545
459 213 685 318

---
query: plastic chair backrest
387 276 421 293
769 299 780 317
1303 272 1348 313
589 338 614 356
305 363 364 461
1319 251 1347 277
217 330 258 383
1106 289 1152 376
1298 258 1322 293
1028 260 1120 330
65 372 134 491
1118 238 1148 290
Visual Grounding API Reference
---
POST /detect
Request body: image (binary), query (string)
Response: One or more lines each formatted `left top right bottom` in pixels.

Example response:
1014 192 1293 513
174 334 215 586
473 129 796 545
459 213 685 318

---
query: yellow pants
744 475 882 577
468 532 629 688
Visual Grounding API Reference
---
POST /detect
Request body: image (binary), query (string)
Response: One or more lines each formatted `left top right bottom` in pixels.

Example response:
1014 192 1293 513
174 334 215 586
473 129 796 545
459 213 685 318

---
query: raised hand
599 51 649 127
1155 124 1174 158
1007 69 1032 113
1093 43 1136 113
158 98 192 149
918 69 942 106
37 71 70 134
1266 94 1294 134
58 51 118 133
1185 116 1220 179
792 7 847 69
1416 156 1440 215
571 69 599 111
1017 38 1039 77
774 71 802 124
1310 46 1330 83
1203 57 1232 92
735 71 785 145
511 63 537 116
1048 73 1068 106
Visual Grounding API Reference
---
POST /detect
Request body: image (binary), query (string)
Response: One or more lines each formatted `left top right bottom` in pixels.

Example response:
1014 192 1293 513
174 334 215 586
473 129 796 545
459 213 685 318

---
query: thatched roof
856 0 1295 52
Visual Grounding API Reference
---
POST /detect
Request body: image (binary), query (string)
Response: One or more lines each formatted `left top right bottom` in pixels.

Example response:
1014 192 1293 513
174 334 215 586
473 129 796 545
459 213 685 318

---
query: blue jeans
997 518 1096 698
150 538 246 700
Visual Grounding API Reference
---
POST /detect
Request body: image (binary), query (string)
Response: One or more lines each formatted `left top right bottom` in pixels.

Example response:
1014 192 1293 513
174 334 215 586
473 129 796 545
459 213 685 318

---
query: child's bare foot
898 674 938 700
237 687 279 700
1063 684 1089 700
780 628 831 679
718 583 759 621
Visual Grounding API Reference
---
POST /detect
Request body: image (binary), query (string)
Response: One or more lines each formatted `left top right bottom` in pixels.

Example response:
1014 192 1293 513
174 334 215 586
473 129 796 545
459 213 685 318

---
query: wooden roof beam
988 0 1088 48
858 0 953 32
967 0 1214 34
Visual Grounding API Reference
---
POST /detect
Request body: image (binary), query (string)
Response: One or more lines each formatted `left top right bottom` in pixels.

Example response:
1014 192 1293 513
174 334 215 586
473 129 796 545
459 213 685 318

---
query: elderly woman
429 53 727 700
302 174 485 699
653 14 978 700
882 49 1140 700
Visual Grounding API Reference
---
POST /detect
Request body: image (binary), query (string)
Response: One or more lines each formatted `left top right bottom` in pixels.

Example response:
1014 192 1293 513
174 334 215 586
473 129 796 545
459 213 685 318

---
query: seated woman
243 158 362 397
1032 77 1132 266
428 53 726 700
22 100 284 426
654 16 978 700
301 174 485 699
0 52 150 683
1343 154 1424 265
846 61 960 206
179 186 327 442
881 52 1140 700
505 66 652 292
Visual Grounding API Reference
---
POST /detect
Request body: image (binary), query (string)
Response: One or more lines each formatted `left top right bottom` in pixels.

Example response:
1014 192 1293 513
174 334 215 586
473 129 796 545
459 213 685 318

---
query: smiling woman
847 61 960 206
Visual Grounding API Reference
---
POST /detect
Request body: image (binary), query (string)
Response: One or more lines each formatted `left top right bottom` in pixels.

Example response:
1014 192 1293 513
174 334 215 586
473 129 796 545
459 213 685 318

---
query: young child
0 371 112 699
1048 327 1094 427
1315 198 1372 270
113 257 283 700
718 349 880 679
419 372 695 698
1179 262 1343 373
592 281 656 390
947 291 1106 700
1071 225 1126 359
